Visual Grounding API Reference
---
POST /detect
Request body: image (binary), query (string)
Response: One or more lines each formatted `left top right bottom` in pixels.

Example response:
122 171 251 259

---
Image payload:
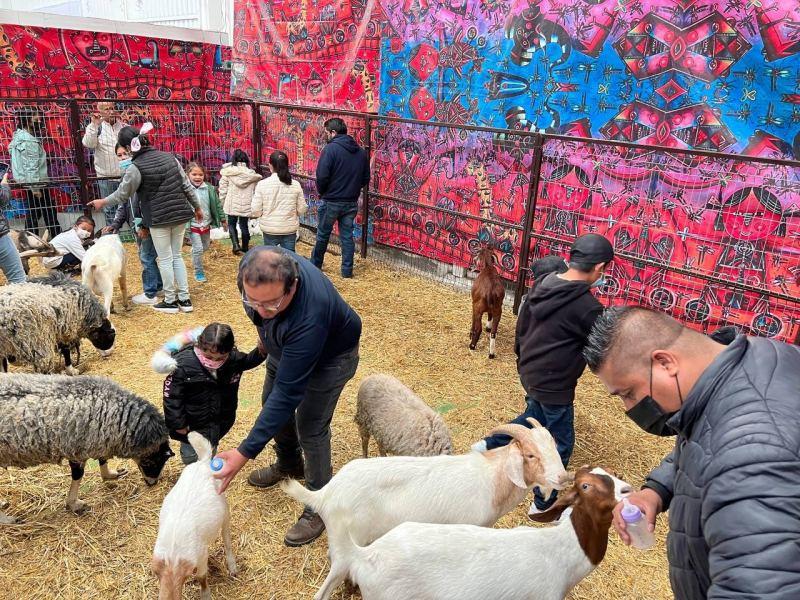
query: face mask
194 346 227 370
76 228 91 240
118 158 132 171
624 360 679 437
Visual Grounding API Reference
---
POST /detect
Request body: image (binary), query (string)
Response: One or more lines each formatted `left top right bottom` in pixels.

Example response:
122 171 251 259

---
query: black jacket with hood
163 344 265 446
515 273 603 405
315 134 370 202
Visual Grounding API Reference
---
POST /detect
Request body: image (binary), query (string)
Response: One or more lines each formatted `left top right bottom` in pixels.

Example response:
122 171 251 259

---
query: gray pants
264 345 359 491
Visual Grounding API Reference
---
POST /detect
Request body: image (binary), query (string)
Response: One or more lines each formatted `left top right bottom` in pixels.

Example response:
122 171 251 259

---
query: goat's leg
488 307 502 359
314 560 349 600
99 458 127 481
119 270 130 311
360 431 370 458
469 307 483 350
1 357 7 373
376 441 387 457
60 345 78 376
222 504 238 576
105 292 113 317
67 461 89 514
197 552 211 600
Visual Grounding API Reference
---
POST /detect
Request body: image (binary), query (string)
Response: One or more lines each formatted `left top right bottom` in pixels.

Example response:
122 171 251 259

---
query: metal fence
2 97 798 343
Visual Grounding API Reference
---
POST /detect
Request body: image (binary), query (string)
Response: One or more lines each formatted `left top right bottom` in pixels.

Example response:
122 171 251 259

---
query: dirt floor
0 239 675 599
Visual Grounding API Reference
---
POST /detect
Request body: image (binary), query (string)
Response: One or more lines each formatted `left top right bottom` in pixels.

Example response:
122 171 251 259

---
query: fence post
513 133 545 314
68 99 89 213
360 116 372 259
251 102 262 174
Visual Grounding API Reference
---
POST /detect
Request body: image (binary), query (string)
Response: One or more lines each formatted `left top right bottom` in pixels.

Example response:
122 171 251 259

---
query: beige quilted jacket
219 163 262 216
251 173 308 235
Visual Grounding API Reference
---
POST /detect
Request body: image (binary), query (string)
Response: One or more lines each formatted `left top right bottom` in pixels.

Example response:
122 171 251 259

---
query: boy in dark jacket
163 322 266 464
473 234 614 513
310 117 370 278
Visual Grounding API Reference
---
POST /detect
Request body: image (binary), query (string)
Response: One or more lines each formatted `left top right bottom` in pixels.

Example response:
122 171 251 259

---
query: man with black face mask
584 306 800 600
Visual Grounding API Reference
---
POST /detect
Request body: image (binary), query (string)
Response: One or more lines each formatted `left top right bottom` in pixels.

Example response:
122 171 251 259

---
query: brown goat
470 246 505 358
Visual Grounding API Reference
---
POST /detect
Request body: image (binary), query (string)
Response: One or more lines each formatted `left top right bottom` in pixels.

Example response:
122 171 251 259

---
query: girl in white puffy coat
219 149 261 255
251 150 308 252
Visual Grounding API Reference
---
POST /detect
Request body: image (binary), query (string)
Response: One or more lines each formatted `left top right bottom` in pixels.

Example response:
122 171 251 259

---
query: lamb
0 272 115 374
81 232 128 317
0 373 173 523
282 419 569 600
470 246 506 358
341 467 632 600
355 373 453 457
152 432 238 600
7 228 57 274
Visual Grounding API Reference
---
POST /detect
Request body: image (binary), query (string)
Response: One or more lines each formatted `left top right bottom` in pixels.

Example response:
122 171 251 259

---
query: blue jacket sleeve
238 322 328 458
316 147 332 198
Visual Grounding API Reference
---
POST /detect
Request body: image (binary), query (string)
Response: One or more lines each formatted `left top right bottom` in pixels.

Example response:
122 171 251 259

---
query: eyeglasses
241 289 287 313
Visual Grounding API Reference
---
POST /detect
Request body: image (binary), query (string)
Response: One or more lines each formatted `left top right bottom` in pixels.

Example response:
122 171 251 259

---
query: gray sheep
0 272 116 374
355 374 453 457
0 373 174 523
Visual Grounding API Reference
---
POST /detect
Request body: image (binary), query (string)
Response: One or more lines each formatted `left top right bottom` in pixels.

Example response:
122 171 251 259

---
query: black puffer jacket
163 345 266 446
0 184 11 237
644 335 800 599
133 147 195 227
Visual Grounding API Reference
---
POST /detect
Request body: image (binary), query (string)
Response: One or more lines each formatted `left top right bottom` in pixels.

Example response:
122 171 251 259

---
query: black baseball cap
569 234 614 265
531 255 568 281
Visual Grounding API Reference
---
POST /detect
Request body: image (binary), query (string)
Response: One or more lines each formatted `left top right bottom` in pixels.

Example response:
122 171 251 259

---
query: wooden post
360 116 372 259
69 99 90 214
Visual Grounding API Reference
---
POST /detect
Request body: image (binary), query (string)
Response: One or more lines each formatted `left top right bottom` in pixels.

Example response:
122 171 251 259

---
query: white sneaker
132 293 157 305
470 439 488 453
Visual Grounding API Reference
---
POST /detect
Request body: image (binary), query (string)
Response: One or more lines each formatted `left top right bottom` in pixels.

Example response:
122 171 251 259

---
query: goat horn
17 250 42 258
487 423 537 448
525 417 543 429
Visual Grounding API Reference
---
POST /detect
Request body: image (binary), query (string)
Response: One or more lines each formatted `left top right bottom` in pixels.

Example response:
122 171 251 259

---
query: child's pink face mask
194 347 228 370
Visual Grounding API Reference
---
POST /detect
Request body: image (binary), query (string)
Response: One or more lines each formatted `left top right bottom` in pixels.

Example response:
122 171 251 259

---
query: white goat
282 419 569 600
152 432 237 600
343 467 632 600
81 233 128 318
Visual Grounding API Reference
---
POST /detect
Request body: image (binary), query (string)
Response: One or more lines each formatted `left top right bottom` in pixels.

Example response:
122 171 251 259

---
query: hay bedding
0 240 674 599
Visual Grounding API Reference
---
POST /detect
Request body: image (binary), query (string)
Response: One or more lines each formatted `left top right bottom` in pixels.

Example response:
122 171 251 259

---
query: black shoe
152 300 179 314
178 299 193 313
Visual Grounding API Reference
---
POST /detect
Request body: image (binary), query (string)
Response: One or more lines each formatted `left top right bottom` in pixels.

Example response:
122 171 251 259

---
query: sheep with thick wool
341 467 632 600
0 373 173 523
355 374 453 457
153 432 237 600
282 420 569 600
0 272 115 374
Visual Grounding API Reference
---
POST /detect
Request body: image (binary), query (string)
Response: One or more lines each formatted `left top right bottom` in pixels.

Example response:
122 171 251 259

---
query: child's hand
222 222 228 232
257 337 267 356
176 427 189 434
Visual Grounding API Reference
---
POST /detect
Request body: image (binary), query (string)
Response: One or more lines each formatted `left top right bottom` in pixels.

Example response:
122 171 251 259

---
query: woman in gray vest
88 124 202 314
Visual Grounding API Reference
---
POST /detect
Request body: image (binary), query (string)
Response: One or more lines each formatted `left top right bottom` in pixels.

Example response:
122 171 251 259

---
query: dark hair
238 247 299 294
232 149 250 166
16 108 42 133
567 261 600 273
269 150 292 185
117 126 150 153
324 117 347 135
114 143 125 153
196 322 235 354
75 215 95 228
186 161 205 176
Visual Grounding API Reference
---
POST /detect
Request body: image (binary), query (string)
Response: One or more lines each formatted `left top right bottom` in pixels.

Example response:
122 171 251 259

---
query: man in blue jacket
310 117 370 278
214 246 361 546
584 306 800 599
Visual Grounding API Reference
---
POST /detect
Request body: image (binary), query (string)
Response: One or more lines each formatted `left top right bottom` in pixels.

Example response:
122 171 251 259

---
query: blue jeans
311 201 358 276
262 233 296 252
137 234 163 297
0 233 26 283
190 231 210 275
483 395 575 510
97 179 120 226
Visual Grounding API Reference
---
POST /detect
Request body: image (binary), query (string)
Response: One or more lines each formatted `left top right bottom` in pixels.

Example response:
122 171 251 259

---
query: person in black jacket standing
584 307 800 599
214 247 361 546
472 234 614 513
163 322 266 464
310 117 370 278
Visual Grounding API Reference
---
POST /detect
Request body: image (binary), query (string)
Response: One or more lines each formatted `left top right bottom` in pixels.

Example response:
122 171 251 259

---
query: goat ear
41 229 50 242
529 489 577 523
504 443 527 489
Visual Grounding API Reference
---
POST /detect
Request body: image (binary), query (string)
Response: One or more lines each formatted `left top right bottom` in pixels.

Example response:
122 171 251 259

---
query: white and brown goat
470 246 505 358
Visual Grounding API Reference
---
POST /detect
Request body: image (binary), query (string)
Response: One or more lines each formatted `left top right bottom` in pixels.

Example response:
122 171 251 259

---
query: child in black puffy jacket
163 322 266 464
